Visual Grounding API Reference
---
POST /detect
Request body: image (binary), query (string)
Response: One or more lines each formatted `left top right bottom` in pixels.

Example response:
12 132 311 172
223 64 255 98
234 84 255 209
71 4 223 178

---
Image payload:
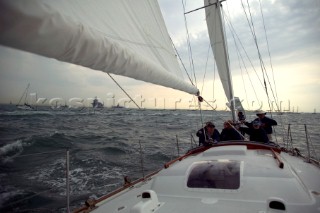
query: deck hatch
269 201 286 210
187 160 240 189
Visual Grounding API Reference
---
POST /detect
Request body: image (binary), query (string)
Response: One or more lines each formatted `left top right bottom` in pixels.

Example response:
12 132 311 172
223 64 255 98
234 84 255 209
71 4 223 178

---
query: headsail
204 0 236 120
0 0 198 95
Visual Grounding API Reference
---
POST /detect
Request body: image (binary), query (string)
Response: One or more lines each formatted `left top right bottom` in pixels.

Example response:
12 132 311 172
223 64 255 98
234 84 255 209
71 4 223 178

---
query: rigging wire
258 0 277 94
221 1 284 145
14 149 65 158
222 7 261 107
211 56 217 117
197 97 205 133
107 73 141 109
201 44 212 94
17 83 30 105
213 57 216 103
243 0 281 115
258 0 280 111
170 37 195 86
241 0 274 114
181 0 205 134
222 5 264 90
239 68 251 109
223 5 255 109
181 0 198 87
3 188 56 209
200 44 218 113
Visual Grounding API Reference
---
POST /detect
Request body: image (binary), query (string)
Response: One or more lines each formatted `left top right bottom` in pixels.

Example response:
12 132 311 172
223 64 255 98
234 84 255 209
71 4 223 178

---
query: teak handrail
271 148 284 169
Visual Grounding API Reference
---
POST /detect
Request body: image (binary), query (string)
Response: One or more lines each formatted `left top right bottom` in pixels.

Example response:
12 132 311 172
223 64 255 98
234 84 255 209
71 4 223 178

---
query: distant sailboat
16 83 34 110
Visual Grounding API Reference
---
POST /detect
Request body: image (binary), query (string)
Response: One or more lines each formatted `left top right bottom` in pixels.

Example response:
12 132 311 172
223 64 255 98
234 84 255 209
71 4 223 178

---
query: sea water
0 104 319 212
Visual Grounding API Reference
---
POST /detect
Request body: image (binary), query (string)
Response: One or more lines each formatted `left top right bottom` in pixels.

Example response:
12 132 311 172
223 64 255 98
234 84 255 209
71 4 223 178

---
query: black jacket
245 117 277 134
220 128 242 141
196 127 220 146
239 127 269 143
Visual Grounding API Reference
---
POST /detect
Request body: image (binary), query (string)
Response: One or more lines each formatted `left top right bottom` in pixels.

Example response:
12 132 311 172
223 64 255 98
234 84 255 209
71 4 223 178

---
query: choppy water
0 104 319 212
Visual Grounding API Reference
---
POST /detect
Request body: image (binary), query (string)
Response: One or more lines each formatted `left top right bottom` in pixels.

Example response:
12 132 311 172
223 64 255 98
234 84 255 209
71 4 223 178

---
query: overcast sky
0 0 319 112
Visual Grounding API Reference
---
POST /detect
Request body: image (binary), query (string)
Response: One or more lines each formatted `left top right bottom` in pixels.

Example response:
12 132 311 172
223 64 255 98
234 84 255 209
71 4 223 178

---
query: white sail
0 0 198 95
204 1 235 103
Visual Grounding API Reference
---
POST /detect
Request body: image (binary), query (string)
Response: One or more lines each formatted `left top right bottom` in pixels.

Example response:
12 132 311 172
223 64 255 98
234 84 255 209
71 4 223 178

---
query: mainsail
204 0 236 119
0 0 198 95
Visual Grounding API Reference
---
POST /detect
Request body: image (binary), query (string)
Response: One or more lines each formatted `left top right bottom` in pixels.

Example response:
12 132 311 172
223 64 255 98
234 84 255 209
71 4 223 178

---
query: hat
206 122 215 128
252 120 261 126
255 110 266 115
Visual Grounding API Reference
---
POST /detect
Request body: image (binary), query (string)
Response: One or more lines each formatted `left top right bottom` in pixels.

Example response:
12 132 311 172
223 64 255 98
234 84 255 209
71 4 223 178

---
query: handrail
72 170 161 213
164 146 209 168
271 148 284 169
285 124 319 162
164 141 282 169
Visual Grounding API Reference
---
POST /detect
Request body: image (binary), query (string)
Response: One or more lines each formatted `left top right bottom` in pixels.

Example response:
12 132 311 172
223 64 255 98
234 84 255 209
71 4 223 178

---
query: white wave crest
0 140 24 163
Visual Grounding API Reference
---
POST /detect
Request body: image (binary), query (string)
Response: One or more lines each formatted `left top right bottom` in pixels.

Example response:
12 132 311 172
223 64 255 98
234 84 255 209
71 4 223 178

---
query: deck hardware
271 148 284 169
269 201 285 210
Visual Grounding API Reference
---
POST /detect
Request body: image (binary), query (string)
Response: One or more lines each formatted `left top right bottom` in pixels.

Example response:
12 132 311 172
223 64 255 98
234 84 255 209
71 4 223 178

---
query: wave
0 132 75 164
0 110 55 117
102 146 127 155
0 106 319 212
0 185 25 208
0 140 24 163
145 151 171 162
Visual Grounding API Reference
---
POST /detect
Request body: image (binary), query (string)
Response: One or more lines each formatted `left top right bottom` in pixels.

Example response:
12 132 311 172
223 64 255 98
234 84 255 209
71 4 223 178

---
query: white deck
88 145 320 213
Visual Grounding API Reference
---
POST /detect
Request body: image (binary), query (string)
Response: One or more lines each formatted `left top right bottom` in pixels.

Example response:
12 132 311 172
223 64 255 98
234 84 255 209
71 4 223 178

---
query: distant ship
112 104 124 109
91 97 104 109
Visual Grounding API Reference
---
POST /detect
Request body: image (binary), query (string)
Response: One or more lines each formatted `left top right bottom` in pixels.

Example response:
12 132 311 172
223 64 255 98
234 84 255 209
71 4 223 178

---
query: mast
217 1 236 121
17 83 30 106
205 0 236 121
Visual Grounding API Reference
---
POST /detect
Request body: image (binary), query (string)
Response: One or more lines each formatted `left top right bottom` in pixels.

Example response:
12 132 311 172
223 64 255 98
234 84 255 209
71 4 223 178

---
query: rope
241 0 268 85
241 0 276 115
170 37 195 86
13 149 65 158
241 0 282 116
3 188 55 209
222 7 262 105
107 73 141 109
181 0 197 87
258 0 279 103
225 120 246 140
257 0 281 112
201 44 212 94
213 58 216 104
197 98 205 128
223 6 251 108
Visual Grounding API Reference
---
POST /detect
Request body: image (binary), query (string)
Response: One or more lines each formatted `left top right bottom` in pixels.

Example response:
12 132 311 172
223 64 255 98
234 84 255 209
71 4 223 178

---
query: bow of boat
74 142 320 213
